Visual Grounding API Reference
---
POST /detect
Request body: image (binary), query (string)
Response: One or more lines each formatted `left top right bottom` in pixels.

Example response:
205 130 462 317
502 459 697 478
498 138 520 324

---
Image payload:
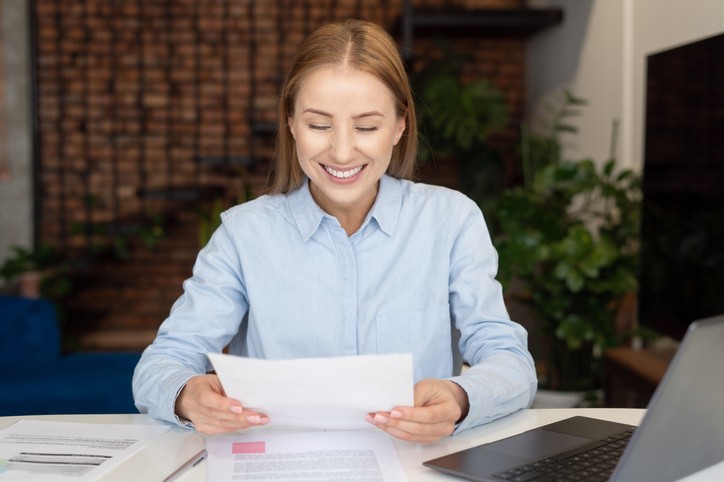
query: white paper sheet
207 353 414 430
0 420 170 481
205 429 408 482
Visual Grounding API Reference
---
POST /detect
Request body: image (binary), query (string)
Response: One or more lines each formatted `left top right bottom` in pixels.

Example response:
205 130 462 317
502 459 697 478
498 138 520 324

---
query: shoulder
398 179 480 216
382 179 487 241
220 193 289 227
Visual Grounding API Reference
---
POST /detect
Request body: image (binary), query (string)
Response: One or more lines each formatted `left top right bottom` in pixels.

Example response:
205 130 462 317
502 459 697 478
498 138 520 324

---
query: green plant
0 243 72 299
69 195 168 261
197 196 225 249
412 47 509 212
196 168 254 249
494 92 641 391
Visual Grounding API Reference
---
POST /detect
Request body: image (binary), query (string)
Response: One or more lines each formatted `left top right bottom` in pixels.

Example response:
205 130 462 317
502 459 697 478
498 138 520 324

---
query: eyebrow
302 108 385 119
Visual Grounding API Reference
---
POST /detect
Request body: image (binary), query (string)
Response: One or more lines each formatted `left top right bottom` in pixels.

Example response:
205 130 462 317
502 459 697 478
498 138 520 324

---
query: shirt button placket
331 226 358 355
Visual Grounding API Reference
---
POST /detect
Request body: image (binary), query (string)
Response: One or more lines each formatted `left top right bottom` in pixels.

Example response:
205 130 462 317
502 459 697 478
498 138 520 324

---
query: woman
133 19 536 443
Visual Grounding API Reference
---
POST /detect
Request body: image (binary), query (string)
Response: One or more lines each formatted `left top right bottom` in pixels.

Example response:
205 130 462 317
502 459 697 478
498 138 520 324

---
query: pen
163 449 207 482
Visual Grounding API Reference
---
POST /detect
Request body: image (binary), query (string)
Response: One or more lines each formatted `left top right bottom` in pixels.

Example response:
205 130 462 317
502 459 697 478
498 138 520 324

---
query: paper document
0 420 170 481
206 429 408 481
208 353 414 430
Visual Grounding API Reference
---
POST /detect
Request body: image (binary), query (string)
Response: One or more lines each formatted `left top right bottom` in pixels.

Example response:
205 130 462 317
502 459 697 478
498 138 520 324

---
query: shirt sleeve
445 196 538 433
132 219 249 426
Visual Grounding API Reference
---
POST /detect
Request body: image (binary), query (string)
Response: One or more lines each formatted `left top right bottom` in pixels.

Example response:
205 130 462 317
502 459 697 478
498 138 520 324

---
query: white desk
1 409 721 481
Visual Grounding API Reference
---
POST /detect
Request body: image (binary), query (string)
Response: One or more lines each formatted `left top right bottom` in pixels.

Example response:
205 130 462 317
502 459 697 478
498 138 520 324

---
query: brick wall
32 0 528 345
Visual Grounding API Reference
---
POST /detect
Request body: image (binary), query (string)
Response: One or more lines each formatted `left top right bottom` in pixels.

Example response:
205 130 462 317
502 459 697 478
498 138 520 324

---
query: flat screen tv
639 32 724 341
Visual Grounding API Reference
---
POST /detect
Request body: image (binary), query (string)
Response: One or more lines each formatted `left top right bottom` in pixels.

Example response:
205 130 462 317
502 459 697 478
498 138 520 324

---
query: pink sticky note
232 441 266 454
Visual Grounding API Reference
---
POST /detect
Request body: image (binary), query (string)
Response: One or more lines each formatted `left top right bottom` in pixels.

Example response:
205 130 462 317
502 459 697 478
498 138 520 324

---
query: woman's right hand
175 374 270 435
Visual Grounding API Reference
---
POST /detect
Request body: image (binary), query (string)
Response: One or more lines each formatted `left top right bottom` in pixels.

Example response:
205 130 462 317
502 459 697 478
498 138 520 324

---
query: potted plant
411 47 510 213
494 92 641 393
0 243 72 299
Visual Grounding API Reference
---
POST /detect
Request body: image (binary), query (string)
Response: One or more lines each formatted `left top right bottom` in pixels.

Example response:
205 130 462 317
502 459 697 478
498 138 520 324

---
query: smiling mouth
322 164 366 179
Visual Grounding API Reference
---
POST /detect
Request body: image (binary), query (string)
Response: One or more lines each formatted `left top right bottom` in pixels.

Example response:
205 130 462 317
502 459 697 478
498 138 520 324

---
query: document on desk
207 353 414 430
0 420 170 481
206 429 408 481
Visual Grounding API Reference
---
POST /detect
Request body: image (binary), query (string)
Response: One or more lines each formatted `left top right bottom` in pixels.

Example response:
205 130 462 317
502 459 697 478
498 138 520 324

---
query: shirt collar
287 179 327 241
287 174 403 241
368 174 402 237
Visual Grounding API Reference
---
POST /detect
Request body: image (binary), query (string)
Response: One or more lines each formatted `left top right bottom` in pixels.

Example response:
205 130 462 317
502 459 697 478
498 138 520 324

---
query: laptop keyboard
492 428 635 482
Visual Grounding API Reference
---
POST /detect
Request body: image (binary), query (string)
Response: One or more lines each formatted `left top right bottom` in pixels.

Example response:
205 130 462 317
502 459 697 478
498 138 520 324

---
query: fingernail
390 410 403 419
246 415 261 424
365 414 375 423
230 406 243 414
260 416 271 425
374 413 388 424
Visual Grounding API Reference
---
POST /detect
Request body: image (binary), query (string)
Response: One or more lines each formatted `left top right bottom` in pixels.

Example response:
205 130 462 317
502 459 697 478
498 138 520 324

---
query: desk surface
1 409 721 481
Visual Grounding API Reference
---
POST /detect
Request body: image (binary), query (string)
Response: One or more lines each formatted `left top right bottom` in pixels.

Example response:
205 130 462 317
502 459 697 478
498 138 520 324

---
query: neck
321 200 370 236
336 213 365 236
309 181 378 236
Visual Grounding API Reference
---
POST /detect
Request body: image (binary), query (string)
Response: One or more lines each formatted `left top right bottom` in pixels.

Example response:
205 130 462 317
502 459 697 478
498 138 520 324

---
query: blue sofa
0 295 142 416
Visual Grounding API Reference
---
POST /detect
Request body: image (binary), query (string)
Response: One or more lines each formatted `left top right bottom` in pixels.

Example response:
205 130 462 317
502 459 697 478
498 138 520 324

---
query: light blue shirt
132 175 537 432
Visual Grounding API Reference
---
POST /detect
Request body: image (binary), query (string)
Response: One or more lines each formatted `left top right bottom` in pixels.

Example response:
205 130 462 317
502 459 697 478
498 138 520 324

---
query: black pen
163 449 207 482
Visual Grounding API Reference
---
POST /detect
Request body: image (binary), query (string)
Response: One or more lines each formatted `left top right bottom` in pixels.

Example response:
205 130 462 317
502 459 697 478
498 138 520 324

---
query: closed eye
356 126 379 132
308 124 330 131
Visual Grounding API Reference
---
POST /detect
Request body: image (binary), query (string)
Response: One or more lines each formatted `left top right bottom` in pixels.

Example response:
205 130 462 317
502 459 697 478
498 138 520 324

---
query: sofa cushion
0 352 142 416
0 296 144 416
0 296 61 374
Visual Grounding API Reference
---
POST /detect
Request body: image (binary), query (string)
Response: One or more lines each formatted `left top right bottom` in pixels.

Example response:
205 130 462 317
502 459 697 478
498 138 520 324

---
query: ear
393 115 406 146
288 117 296 139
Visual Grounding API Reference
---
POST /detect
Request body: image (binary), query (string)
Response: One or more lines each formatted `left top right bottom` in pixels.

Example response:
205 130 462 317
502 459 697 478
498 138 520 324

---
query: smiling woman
288 66 406 234
132 19 537 444
272 20 418 195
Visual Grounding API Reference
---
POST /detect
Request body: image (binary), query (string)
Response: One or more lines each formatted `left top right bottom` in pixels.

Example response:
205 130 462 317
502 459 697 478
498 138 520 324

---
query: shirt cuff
158 371 200 429
447 374 494 434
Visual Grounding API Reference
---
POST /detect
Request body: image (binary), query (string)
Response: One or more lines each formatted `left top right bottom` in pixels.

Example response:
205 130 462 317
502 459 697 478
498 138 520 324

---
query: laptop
424 314 724 482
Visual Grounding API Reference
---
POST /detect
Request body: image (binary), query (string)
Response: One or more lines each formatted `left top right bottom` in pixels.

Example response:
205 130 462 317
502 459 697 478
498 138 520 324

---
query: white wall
527 0 724 172
0 0 33 266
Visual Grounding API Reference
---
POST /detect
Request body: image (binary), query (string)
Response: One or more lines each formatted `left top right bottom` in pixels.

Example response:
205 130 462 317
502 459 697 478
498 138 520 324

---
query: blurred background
1 0 722 414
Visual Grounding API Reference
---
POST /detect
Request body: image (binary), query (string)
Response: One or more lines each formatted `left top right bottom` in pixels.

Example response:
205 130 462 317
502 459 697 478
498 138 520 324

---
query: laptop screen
612 315 724 481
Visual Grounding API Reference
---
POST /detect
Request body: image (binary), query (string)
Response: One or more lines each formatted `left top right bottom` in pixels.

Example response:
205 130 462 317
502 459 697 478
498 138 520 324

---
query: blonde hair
268 19 417 194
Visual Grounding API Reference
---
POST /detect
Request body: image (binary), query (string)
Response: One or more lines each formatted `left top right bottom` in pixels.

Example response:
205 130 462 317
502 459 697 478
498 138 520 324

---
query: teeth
324 165 363 179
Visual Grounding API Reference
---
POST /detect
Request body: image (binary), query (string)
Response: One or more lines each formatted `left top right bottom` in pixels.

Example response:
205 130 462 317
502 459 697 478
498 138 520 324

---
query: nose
329 128 356 164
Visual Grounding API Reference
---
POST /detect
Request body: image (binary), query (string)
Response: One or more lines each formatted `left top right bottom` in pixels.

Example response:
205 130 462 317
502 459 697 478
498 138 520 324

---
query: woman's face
288 66 405 220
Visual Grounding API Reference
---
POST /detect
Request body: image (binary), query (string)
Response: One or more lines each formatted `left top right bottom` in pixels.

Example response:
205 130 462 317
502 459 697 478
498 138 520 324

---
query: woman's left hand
366 378 470 443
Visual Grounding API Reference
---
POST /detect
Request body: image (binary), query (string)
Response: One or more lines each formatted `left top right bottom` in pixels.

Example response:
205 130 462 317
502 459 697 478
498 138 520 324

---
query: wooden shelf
401 7 563 36
79 329 158 352
604 347 676 408
605 347 671 385
396 6 564 60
